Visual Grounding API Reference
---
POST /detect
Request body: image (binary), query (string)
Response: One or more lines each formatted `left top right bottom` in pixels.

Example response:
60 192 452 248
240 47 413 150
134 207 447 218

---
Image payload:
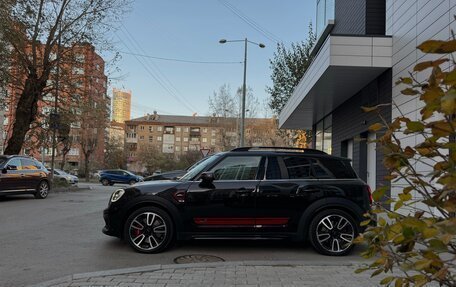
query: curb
29 260 367 287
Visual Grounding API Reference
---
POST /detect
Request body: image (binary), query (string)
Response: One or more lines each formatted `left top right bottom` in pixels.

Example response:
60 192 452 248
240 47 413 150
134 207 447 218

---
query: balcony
279 34 392 129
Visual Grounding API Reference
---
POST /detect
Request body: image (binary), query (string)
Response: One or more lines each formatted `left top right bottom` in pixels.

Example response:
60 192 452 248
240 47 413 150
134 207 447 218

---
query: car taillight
366 185 373 204
172 190 186 203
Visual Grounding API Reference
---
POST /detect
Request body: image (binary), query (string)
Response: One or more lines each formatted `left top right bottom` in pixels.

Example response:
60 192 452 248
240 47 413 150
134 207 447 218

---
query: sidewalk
30 261 391 287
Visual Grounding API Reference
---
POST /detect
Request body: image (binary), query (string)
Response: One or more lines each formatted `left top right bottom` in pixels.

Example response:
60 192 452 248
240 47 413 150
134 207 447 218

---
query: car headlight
110 189 125 202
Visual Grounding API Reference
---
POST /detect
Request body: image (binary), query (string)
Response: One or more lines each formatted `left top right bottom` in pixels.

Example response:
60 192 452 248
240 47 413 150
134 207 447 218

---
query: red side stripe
194 218 289 226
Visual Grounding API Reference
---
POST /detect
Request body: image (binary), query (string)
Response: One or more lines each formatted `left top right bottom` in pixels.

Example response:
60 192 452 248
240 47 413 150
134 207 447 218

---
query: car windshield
55 169 67 175
179 154 221 181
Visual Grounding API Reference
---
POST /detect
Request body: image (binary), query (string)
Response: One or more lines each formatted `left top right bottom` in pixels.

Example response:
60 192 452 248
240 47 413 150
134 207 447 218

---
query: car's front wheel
101 179 110 186
124 207 174 253
34 180 49 199
309 209 358 256
129 180 136 185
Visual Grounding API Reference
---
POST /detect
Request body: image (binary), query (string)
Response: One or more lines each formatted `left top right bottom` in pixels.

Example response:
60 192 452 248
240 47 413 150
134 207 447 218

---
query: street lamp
219 38 265 147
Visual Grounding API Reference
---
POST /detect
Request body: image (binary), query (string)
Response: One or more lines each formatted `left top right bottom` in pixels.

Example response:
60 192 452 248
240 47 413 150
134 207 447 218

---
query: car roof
215 147 350 161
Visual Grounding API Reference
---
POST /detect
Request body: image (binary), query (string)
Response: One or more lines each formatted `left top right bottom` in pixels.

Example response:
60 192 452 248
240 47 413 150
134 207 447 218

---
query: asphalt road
0 183 369 287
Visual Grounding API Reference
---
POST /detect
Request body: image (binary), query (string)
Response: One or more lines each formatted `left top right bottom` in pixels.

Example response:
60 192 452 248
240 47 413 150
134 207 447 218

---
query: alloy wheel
128 212 167 251
315 214 354 253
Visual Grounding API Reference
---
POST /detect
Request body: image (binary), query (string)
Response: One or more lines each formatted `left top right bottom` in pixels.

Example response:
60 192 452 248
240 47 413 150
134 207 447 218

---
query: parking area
0 183 368 287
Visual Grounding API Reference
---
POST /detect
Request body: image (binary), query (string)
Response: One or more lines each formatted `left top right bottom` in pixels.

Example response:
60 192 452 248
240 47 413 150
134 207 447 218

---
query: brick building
3 43 109 172
124 112 284 171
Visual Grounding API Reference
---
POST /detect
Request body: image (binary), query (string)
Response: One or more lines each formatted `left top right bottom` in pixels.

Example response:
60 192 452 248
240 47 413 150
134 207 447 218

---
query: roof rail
230 147 327 155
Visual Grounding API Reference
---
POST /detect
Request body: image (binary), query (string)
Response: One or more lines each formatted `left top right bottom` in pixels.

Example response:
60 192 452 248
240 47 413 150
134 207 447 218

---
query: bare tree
0 0 130 155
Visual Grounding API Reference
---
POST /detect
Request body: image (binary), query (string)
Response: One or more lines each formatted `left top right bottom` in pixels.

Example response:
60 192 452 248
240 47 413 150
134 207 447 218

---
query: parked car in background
53 169 79 185
103 147 372 256
99 170 143 186
0 155 51 199
144 170 186 181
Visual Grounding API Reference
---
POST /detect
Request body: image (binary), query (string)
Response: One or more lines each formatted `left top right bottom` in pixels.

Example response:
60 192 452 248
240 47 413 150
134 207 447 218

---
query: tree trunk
4 75 45 155
84 154 90 182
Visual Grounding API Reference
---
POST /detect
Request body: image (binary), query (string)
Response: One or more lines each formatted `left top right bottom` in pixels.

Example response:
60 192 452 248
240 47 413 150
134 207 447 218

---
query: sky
111 0 316 119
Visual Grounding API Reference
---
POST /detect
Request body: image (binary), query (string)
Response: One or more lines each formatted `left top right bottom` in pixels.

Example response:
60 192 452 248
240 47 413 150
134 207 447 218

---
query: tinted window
180 154 221 181
7 158 22 170
209 156 261 180
266 157 281 179
312 158 357 179
283 156 313 179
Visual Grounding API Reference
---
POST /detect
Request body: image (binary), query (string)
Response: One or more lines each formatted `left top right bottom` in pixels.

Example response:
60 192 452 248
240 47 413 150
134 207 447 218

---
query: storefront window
314 114 332 154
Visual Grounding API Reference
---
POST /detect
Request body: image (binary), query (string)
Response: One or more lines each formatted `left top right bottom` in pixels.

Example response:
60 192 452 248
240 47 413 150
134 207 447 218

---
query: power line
119 24 201 114
119 51 242 65
218 0 281 44
115 31 196 114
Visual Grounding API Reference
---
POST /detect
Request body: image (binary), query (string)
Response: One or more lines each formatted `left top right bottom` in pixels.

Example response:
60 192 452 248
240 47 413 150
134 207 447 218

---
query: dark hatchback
0 155 51 199
103 147 372 256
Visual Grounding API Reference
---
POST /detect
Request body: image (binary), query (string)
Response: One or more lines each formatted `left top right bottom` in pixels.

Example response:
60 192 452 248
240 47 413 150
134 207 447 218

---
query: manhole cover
174 254 225 264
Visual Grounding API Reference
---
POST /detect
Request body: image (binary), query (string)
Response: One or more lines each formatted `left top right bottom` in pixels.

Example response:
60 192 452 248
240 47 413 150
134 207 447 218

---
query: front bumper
102 208 122 237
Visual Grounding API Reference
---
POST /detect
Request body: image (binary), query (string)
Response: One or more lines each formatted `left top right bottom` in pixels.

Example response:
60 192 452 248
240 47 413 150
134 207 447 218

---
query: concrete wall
331 69 392 189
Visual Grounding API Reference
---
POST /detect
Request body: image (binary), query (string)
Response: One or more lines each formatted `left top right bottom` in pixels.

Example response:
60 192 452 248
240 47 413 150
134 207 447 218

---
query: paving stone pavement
29 261 400 287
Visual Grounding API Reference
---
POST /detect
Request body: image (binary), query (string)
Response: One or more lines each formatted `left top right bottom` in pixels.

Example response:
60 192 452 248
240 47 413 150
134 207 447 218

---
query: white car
53 169 79 185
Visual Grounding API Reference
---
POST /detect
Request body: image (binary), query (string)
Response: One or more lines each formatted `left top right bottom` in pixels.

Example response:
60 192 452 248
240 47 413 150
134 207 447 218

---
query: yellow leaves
378 217 387 227
373 186 388 201
413 59 448 72
361 106 379 112
429 120 453 138
405 121 424 133
440 91 456 115
422 227 439 239
398 193 412 202
420 87 443 104
369 123 384 132
417 39 456 53
401 88 420 96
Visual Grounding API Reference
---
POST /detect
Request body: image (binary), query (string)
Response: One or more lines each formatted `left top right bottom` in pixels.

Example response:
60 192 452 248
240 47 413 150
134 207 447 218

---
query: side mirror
200 172 214 183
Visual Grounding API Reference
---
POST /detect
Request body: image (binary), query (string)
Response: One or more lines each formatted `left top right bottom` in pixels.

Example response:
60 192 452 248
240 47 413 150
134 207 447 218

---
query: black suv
103 147 372 256
0 155 51 199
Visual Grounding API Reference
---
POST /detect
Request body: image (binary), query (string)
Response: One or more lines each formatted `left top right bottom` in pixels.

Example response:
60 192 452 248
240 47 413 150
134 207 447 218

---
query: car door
256 156 321 233
184 155 263 234
21 158 44 189
0 158 25 191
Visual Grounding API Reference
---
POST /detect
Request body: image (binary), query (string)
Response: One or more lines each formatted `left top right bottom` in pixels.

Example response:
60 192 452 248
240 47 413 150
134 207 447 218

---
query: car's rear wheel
124 207 174 253
309 209 358 256
34 180 49 199
101 179 110 186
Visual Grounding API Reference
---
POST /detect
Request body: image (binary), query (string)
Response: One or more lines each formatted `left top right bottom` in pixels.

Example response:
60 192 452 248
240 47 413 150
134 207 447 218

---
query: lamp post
219 38 265 147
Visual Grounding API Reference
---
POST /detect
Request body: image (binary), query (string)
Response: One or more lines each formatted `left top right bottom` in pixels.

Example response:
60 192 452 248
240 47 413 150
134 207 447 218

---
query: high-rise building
112 89 131 124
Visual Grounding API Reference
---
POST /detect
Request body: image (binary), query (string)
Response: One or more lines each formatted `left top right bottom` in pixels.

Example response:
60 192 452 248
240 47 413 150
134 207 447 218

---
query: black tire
129 180 136 185
101 179 110 186
309 209 358 256
124 207 175 254
34 180 50 199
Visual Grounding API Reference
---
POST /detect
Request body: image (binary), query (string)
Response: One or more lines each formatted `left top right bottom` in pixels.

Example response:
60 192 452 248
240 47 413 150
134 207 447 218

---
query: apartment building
112 88 131 124
4 43 109 170
280 0 455 204
124 112 283 169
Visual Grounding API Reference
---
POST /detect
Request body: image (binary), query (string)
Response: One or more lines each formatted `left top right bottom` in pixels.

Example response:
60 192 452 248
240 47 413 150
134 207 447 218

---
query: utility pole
50 25 62 179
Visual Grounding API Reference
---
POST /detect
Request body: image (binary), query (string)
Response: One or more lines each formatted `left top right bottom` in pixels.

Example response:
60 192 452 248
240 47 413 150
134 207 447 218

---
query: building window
140 126 144 130
157 136 162 141
183 137 188 142
157 126 163 132
149 126 153 132
191 137 199 142
203 128 208 133
139 135 144 140
184 127 189 133
211 139 216 146
316 0 335 37
176 127 181 132
175 146 180 152
212 129 216 136
314 114 332 154
176 137 181 142
149 136 153 142
202 138 207 143
183 146 188 152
